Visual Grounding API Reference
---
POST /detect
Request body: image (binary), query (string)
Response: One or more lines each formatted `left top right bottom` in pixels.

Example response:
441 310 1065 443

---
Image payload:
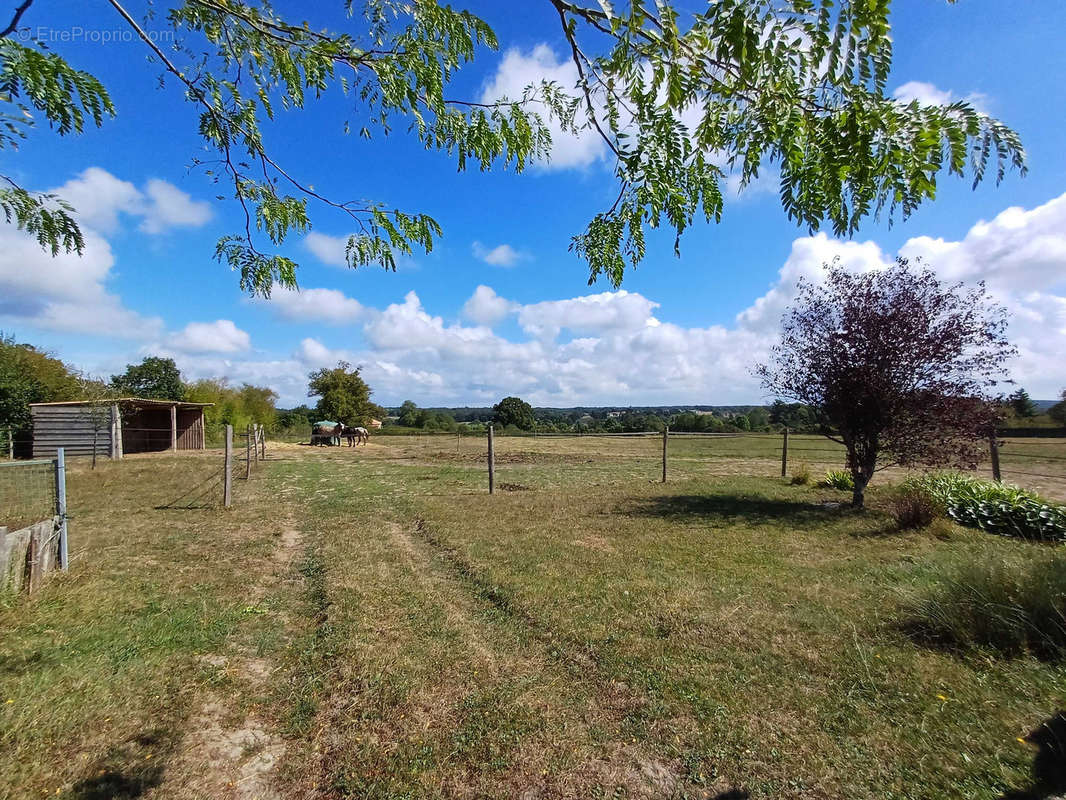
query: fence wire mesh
0 460 57 531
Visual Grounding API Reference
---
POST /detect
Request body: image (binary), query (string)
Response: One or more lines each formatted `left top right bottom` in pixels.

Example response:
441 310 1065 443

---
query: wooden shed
29 399 211 459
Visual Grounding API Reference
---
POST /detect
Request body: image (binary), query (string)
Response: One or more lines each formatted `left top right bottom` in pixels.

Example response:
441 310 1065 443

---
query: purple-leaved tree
757 258 1014 508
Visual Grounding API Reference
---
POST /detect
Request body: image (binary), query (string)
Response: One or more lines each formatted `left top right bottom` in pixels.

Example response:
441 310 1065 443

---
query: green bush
905 551 1066 660
890 488 937 530
904 472 1066 543
820 469 854 491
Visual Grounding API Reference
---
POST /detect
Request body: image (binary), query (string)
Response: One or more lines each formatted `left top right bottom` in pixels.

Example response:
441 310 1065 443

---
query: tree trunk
851 473 869 508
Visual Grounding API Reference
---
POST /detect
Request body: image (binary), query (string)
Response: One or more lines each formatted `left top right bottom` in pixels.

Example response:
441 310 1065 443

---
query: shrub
790 462 812 485
820 469 854 491
905 551 1066 660
904 472 1066 543
890 488 937 530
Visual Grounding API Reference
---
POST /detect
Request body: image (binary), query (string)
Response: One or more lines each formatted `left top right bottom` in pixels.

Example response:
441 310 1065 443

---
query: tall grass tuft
890 488 937 530
905 550 1066 660
790 462 812 485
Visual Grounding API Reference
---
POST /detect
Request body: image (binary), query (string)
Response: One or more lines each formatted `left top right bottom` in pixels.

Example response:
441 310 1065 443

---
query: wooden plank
0 527 29 595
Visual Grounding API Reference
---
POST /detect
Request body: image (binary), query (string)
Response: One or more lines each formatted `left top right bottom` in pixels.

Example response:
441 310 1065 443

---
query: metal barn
29 398 211 459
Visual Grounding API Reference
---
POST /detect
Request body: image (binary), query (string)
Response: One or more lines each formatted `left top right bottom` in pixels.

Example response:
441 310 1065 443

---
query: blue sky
2 0 1064 407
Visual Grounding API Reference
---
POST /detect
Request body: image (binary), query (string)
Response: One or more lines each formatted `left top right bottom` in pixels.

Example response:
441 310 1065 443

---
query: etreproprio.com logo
16 26 175 44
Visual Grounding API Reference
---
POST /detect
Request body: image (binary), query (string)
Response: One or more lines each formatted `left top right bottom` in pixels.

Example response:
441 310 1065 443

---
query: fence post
456 430 460 453
245 425 252 479
781 427 789 477
6 427 12 459
259 425 266 459
55 447 68 570
487 424 495 495
662 426 668 483
224 425 233 508
989 434 1002 482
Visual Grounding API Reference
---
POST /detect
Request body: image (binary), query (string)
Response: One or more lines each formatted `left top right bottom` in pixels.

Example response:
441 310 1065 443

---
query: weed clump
790 462 812 485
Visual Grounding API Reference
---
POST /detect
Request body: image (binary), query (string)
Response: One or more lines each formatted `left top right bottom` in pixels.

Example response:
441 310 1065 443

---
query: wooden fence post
781 427 789 477
989 435 1002 482
662 426 668 483
456 430 461 453
224 425 233 507
55 447 68 570
6 427 12 459
259 425 266 459
487 424 495 495
246 425 252 479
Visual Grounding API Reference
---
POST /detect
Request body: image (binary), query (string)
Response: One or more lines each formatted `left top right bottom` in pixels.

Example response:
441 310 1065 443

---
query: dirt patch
165 701 285 800
498 482 533 492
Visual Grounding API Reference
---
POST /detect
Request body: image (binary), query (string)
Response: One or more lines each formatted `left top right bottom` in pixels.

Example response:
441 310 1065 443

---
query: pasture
1 436 1064 799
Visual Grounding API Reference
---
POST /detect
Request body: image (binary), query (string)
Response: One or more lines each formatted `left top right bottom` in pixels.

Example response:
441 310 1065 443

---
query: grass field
1 437 1064 799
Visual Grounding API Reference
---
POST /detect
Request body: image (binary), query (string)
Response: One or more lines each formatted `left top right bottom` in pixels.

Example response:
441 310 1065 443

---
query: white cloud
0 222 162 340
481 44 606 170
303 231 350 267
518 291 661 340
49 167 212 235
265 192 1066 406
472 241 527 267
139 179 213 233
264 286 370 325
462 285 517 326
892 80 989 113
169 320 251 354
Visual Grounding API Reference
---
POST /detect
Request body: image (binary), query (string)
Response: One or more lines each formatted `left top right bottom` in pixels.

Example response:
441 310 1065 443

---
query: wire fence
359 428 1066 499
155 423 267 510
0 458 58 531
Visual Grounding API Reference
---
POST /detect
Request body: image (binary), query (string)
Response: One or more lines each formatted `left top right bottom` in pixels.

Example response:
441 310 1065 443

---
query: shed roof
30 398 213 409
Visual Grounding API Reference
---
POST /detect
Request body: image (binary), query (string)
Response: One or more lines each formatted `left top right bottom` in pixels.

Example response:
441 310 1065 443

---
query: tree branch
0 0 33 39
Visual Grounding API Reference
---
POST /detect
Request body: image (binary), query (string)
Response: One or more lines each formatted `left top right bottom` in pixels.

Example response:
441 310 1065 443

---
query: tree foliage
307 360 383 426
757 259 1014 508
110 356 187 400
492 396 535 430
1049 390 1066 427
0 0 1026 293
1009 388 1037 419
0 332 81 432
185 377 279 441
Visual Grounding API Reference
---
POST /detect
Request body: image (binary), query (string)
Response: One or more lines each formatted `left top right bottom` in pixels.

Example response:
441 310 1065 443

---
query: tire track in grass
405 516 748 799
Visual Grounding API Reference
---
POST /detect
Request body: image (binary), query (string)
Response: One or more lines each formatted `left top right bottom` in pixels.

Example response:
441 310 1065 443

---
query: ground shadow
69 729 178 799
1000 712 1066 799
626 494 855 529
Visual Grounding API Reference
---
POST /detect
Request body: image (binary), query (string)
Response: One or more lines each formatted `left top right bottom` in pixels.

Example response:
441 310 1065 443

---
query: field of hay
1 436 1063 799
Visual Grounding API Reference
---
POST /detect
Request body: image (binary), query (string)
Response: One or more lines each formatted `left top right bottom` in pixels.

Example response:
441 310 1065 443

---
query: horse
348 426 370 446
311 421 342 446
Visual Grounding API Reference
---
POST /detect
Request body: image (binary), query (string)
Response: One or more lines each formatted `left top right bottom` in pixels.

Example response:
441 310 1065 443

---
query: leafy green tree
0 333 81 437
307 361 383 427
492 396 535 430
2 1 1024 293
110 357 186 400
1009 388 1037 418
747 407 771 431
1049 390 1066 426
397 400 420 428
